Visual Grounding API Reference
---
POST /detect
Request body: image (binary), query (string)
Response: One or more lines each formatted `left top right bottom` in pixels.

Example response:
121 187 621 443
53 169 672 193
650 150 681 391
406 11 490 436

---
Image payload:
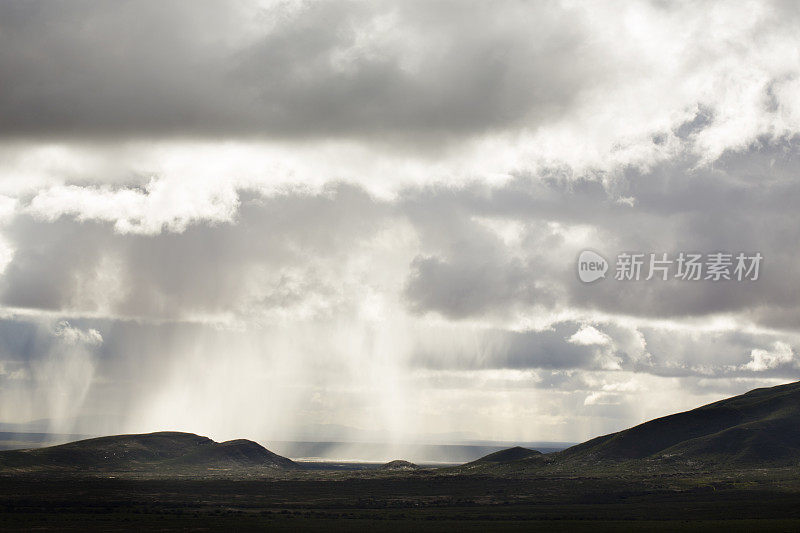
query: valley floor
2 469 800 531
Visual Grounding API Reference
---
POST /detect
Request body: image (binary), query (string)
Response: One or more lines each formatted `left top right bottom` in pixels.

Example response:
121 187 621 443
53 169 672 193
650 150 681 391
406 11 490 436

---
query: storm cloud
0 0 799 443
0 0 597 140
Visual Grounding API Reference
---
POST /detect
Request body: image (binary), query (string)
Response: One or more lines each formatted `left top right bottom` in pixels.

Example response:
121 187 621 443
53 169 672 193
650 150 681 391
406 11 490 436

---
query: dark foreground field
2 469 800 531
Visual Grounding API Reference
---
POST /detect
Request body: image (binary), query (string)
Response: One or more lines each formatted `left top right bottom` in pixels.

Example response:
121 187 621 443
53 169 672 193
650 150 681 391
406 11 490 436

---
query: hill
470 446 541 464
378 460 420 471
467 380 800 471
0 431 297 473
561 380 800 466
168 438 297 469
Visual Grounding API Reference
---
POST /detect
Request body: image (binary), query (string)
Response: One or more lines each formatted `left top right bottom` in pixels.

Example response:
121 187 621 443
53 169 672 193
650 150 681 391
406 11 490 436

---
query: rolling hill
5 381 800 476
469 446 542 464
0 431 297 473
469 380 800 470
379 460 420 471
561 380 800 465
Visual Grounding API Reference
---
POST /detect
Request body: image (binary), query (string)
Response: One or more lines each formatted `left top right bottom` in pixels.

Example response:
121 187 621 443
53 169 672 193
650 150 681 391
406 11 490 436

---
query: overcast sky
0 0 799 444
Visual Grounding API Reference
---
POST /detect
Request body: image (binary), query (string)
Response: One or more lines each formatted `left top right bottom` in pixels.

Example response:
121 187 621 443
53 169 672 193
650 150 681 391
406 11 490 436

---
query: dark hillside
0 432 296 473
559 381 800 465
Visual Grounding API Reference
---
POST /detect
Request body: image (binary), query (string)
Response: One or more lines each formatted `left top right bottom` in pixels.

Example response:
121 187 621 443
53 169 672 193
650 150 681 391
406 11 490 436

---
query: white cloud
741 341 796 371
53 321 103 346
28 177 239 235
569 325 612 346
584 391 619 406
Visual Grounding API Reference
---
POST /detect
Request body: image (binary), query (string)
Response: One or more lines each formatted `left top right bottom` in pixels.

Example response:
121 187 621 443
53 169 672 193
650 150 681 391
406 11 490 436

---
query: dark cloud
0 0 596 141
2 0 800 442
0 220 111 310
2 138 800 331
396 137 800 329
0 183 388 318
409 321 620 372
409 318 800 381
405 254 549 319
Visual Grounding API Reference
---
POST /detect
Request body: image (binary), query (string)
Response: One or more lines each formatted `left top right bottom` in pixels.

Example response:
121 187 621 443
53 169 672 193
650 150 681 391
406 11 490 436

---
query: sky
0 0 799 445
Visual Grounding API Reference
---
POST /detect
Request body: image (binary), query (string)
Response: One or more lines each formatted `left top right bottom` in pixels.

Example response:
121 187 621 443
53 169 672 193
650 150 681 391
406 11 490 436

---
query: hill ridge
467 380 800 471
0 431 297 473
559 380 800 464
